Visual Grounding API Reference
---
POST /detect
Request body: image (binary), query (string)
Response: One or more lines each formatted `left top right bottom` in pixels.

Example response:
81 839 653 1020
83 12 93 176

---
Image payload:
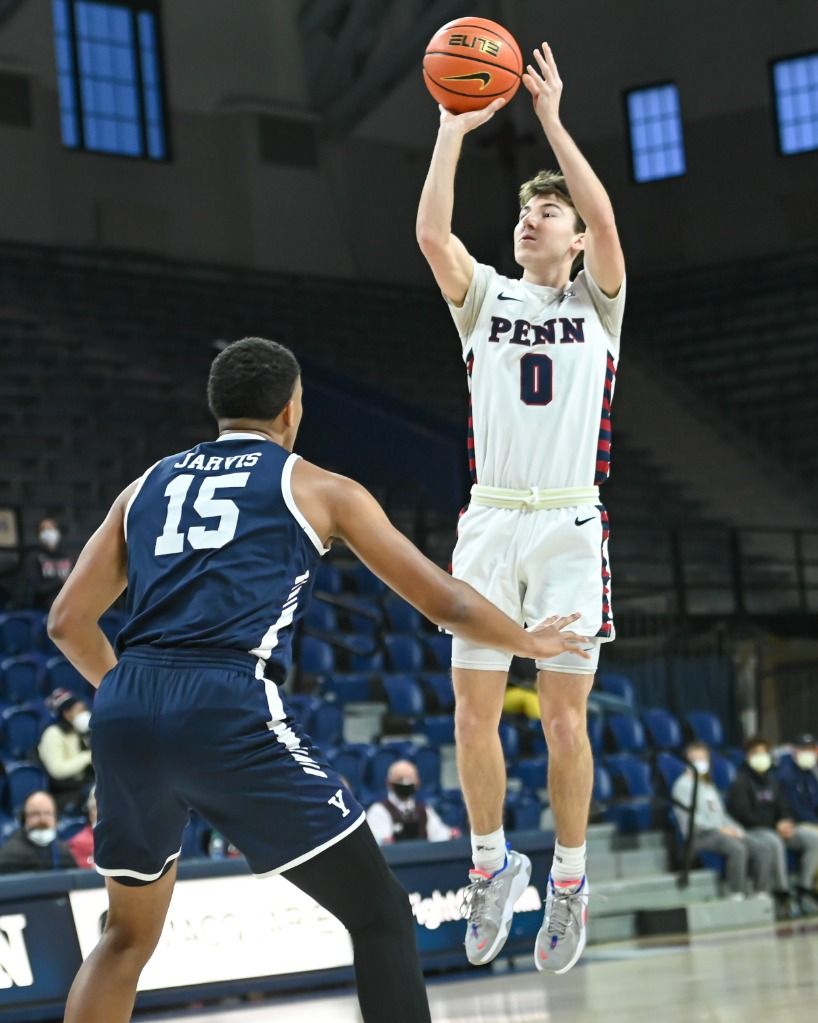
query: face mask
27 827 57 847
748 752 771 773
39 528 60 549
795 751 817 771
391 783 416 801
691 759 710 775
72 711 91 735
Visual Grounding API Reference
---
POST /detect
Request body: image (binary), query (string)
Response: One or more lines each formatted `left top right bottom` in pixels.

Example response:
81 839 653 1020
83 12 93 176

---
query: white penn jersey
447 260 626 490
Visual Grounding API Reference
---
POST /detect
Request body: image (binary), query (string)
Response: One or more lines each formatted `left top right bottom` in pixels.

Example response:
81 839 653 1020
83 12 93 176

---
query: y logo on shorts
328 789 350 818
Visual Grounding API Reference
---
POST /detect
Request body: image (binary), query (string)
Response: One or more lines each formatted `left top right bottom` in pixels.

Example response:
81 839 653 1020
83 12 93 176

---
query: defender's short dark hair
744 735 769 752
207 337 300 421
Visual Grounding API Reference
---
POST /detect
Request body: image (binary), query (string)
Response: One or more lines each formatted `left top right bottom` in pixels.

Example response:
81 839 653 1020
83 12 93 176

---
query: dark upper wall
0 0 816 282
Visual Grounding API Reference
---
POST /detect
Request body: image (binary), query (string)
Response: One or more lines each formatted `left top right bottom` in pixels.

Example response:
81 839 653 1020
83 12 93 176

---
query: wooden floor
141 922 818 1022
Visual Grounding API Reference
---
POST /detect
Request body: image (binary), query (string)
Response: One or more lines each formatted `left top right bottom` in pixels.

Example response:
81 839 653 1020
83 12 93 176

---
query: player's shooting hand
438 97 506 135
522 42 562 128
526 612 591 660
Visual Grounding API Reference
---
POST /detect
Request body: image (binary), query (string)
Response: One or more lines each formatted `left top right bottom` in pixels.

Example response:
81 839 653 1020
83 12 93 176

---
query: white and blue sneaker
462 849 532 965
534 874 590 975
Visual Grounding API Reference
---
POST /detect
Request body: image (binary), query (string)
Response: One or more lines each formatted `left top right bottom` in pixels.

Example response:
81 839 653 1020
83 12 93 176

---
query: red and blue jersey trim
596 505 613 638
594 352 616 486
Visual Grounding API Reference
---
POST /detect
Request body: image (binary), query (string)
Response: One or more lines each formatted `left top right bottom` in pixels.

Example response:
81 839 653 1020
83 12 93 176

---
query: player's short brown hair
518 170 585 275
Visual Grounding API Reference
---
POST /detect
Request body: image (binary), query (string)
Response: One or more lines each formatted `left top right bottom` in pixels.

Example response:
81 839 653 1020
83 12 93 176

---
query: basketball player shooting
416 42 626 974
48 337 589 1023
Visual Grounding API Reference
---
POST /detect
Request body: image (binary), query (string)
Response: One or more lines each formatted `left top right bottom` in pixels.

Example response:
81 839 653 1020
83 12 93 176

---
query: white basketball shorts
450 501 613 674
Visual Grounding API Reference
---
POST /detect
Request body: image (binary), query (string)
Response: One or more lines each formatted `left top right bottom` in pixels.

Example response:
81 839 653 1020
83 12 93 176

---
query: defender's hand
522 42 562 128
438 98 506 135
527 613 591 661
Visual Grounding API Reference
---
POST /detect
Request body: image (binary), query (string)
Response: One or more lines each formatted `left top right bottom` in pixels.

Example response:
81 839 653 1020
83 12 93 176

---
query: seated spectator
66 787 96 869
503 658 539 720
0 791 77 873
366 760 460 845
38 689 94 813
727 736 818 912
672 742 775 897
777 733 818 830
18 517 74 610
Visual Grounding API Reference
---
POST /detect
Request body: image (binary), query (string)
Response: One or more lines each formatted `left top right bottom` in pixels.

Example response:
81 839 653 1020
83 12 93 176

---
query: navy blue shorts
90 648 364 884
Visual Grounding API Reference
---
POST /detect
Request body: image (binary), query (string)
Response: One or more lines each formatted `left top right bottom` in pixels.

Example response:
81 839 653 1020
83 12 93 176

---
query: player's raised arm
292 461 587 662
47 483 134 686
416 100 505 306
523 43 625 297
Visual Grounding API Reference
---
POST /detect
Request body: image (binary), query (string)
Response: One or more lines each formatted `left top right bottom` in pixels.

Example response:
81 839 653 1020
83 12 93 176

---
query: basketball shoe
534 874 590 974
462 849 532 965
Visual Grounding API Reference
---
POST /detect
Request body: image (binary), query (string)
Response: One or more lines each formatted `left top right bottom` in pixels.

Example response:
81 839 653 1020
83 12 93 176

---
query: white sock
551 841 586 887
471 828 507 874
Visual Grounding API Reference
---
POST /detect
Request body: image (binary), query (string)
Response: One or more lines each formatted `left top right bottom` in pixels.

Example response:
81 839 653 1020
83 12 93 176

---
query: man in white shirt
366 760 458 845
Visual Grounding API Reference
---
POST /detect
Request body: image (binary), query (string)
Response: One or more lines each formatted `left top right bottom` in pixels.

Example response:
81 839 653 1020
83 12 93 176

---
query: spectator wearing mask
776 735 818 889
0 790 77 873
672 742 775 897
366 760 460 845
727 736 818 909
38 689 94 812
19 517 74 610
66 787 97 869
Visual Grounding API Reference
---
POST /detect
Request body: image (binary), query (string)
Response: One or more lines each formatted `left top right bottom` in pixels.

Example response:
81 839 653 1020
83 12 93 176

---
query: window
625 83 686 183
52 0 168 159
772 53 818 156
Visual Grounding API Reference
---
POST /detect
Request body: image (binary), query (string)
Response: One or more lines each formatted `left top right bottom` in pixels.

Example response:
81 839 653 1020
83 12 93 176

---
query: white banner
69 875 353 991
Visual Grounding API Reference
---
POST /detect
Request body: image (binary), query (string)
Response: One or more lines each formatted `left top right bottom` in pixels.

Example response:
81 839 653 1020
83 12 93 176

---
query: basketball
423 17 523 114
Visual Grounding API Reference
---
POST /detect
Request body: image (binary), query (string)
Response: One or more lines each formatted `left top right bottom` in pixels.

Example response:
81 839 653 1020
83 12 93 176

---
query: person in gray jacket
672 742 776 897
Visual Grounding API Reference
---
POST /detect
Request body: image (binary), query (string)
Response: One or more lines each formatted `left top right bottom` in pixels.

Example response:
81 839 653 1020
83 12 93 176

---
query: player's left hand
522 42 562 128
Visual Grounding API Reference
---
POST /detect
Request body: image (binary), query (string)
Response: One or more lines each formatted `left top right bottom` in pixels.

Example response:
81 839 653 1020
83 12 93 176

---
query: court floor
142 922 818 1022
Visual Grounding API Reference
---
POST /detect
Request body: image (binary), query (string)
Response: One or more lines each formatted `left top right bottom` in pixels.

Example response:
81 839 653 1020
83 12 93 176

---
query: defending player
49 337 588 1023
416 43 626 974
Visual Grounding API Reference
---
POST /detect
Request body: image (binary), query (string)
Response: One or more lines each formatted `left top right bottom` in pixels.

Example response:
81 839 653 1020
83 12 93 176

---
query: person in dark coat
727 736 818 906
776 734 818 827
0 791 77 874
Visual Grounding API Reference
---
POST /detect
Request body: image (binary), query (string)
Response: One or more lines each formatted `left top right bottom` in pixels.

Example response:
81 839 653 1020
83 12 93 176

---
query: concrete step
593 870 720 916
686 893 775 932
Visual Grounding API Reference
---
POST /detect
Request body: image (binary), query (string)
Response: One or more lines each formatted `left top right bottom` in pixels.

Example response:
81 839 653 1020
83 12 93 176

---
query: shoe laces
461 872 502 927
547 883 588 938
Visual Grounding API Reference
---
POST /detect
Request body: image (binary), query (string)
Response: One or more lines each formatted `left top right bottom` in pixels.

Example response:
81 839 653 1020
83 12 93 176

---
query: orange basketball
423 17 523 114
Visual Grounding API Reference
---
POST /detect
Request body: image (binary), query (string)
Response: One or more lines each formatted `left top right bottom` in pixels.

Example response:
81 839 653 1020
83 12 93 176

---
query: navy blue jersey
117 432 325 681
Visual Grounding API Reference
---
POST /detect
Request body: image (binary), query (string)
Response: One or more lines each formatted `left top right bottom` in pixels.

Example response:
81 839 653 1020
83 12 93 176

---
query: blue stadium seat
0 612 41 655
329 744 372 795
3 761 48 814
604 755 655 833
593 764 613 804
607 754 654 798
413 746 441 795
345 611 381 637
310 702 343 747
323 673 372 705
606 714 646 754
383 675 425 718
424 634 452 669
315 564 344 595
57 815 89 842
349 648 385 672
304 601 338 632
641 708 683 752
384 635 424 672
384 597 422 636
723 747 745 768
709 752 737 793
421 715 455 747
300 637 335 674
368 746 401 790
505 792 541 831
421 673 455 713
434 788 466 831
350 564 387 597
1 655 43 705
514 755 547 793
588 712 604 755
597 673 635 707
180 812 210 859
45 657 88 698
520 718 548 756
654 752 687 796
686 711 724 748
1 707 42 759
286 694 319 727
498 721 520 761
